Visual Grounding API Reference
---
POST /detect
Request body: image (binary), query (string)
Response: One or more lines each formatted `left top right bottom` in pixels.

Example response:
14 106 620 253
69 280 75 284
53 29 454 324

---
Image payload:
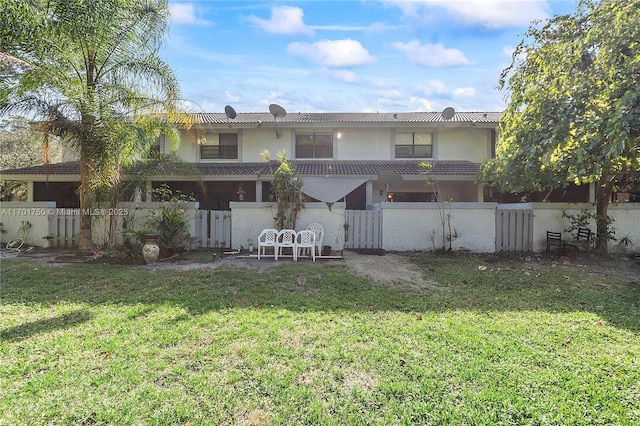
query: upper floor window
296 132 333 159
200 133 238 160
395 132 432 158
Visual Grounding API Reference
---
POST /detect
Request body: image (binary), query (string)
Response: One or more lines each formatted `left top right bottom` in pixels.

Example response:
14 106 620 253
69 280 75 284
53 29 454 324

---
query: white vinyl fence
49 209 81 248
495 205 533 252
194 210 232 248
344 210 382 249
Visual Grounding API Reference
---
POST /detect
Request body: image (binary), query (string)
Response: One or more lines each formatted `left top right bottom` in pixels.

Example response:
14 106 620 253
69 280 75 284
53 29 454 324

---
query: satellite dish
269 103 287 119
269 103 287 138
442 107 455 121
224 105 236 128
224 105 237 119
378 170 403 201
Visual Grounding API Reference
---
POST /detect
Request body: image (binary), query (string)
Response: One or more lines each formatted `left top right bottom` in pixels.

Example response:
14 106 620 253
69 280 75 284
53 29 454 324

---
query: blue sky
163 0 578 114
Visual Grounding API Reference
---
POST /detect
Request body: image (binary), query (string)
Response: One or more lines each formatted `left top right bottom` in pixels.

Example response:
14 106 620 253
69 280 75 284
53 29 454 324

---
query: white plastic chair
275 229 297 260
306 223 324 256
257 228 278 259
295 230 316 261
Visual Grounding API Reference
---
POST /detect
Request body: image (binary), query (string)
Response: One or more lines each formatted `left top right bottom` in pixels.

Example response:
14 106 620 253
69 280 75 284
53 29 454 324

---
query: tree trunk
78 149 92 253
594 174 615 253
108 184 119 248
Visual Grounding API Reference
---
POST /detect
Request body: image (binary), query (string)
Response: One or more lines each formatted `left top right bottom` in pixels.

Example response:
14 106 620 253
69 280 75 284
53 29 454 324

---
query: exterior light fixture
237 184 245 201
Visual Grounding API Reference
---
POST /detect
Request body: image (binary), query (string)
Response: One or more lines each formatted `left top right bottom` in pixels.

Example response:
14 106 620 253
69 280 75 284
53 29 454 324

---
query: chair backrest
576 227 591 242
259 229 278 243
306 223 324 243
547 231 561 241
296 230 316 246
277 229 296 245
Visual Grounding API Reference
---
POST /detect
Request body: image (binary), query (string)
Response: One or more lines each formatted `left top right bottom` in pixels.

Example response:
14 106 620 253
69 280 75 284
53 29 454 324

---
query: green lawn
1 253 639 425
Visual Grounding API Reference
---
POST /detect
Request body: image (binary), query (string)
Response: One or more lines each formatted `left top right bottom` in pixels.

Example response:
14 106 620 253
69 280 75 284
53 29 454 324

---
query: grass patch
1 254 639 424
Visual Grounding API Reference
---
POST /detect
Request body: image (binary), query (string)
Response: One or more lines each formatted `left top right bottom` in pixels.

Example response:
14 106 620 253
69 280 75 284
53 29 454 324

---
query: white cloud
374 89 405 99
453 87 476 97
224 91 241 103
416 79 449 96
503 45 515 57
321 68 359 83
246 6 314 36
286 39 375 68
169 3 209 25
309 22 402 33
407 96 435 111
385 0 550 29
391 40 469 67
502 44 527 65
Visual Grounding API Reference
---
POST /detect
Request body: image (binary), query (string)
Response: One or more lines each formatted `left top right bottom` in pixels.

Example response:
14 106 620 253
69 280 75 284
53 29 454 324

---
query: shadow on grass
1 310 93 342
1 256 639 333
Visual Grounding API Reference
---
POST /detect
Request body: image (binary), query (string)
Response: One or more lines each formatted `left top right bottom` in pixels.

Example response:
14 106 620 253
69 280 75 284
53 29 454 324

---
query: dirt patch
343 251 437 288
5 247 638 285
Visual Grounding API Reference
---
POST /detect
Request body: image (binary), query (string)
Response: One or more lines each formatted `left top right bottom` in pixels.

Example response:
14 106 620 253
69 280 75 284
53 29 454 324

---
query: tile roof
177 111 501 126
1 160 479 178
0 161 82 175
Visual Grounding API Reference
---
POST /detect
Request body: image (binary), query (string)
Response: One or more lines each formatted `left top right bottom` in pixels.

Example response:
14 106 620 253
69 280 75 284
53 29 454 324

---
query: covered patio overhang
0 159 483 207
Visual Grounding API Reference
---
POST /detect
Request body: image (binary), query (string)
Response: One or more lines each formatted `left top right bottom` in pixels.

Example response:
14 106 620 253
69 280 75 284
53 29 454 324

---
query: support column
366 180 373 208
256 181 263 202
26 181 34 202
145 181 152 202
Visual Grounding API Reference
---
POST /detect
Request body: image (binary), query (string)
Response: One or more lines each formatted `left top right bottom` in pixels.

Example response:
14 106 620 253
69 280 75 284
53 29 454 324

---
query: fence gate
345 210 382 249
194 210 231 248
495 205 533 252
49 209 80 248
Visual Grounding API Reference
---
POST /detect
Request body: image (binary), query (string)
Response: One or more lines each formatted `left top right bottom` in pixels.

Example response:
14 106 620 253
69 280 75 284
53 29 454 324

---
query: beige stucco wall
0 201 200 248
240 128 293 162
381 202 497 252
172 125 494 163
0 202 56 247
336 128 391 160
4 199 636 254
530 202 640 253
103 201 199 246
173 132 198 162
230 202 347 252
56 123 495 166
436 128 489 162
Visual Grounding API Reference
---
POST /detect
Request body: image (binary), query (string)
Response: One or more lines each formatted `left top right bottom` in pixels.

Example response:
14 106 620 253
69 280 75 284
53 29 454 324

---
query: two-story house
8 109 633 254
1 110 506 209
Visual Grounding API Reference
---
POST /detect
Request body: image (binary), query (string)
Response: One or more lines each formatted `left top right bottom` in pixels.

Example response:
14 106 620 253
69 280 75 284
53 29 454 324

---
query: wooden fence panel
195 210 231 248
50 209 80 248
345 210 382 249
495 207 533 252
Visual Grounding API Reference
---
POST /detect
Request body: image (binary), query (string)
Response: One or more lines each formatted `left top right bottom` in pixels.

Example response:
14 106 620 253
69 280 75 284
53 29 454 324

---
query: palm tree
100 152 203 248
0 0 183 252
